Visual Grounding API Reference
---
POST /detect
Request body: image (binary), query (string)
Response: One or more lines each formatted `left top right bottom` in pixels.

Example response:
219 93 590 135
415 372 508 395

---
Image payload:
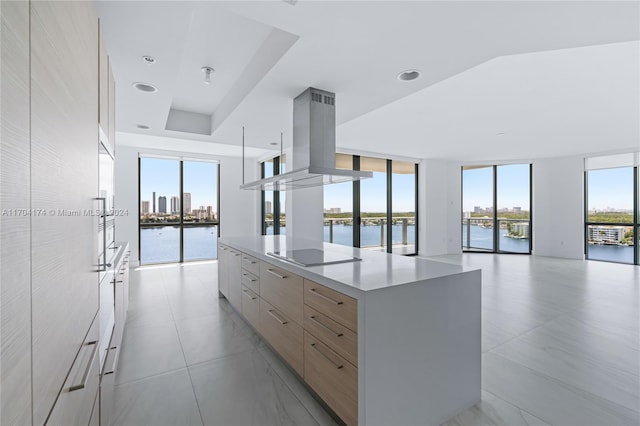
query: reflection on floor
112 254 639 426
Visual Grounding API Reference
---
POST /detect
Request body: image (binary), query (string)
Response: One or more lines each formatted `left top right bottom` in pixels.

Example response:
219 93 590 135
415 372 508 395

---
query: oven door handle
96 197 109 272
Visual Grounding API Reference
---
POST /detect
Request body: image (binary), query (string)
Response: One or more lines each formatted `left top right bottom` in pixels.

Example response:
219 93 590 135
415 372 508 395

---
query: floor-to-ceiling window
261 154 286 235
323 154 418 255
323 154 354 247
139 156 219 264
359 156 388 250
391 160 418 255
585 153 638 265
462 164 532 254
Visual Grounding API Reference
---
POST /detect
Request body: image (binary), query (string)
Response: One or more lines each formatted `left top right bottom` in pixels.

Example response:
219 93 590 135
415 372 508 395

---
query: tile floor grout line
172 319 207 426
114 363 187 388
484 310 574 354
485 351 640 422
163 268 207 426
475 388 553 426
253 345 327 426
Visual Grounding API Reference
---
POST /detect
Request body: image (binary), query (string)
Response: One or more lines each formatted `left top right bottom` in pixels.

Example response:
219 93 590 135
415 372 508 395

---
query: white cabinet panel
30 2 99 423
0 1 32 424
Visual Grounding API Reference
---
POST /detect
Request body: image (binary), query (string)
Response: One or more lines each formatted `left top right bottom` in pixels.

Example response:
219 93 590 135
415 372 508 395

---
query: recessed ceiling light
201 66 215 85
132 82 158 93
136 124 150 130
142 56 156 65
397 70 421 82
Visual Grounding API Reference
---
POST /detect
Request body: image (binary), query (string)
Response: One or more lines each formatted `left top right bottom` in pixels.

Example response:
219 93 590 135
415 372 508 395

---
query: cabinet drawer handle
104 346 119 375
267 269 287 279
310 342 343 370
243 257 258 264
309 288 343 305
242 289 257 300
267 309 288 325
242 273 257 282
69 340 98 392
310 315 343 337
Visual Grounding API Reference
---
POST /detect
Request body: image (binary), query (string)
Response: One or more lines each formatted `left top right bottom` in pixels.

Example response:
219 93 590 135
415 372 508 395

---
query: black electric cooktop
267 248 361 267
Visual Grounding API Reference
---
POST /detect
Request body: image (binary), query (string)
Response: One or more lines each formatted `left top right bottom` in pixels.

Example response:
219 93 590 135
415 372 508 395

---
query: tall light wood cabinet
30 2 100 423
0 1 32 424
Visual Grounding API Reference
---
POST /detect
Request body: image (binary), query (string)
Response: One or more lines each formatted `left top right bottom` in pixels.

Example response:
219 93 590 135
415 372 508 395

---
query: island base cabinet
259 299 303 376
304 331 357 426
259 262 303 324
227 249 242 310
241 286 260 330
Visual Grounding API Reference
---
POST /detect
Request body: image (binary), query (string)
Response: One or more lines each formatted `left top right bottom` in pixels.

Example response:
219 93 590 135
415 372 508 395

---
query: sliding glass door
139 157 219 265
462 166 494 251
462 164 532 254
323 154 418 255
183 161 219 261
586 166 636 264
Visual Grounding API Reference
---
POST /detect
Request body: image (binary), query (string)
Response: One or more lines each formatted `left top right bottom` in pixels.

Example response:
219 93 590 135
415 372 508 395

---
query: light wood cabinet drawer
241 270 259 295
303 279 357 332
241 286 260 330
241 253 260 276
304 331 357 426
260 262 303 324
304 305 357 367
260 299 303 375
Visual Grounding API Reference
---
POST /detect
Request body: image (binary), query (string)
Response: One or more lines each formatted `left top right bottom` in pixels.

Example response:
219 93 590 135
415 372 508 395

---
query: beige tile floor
112 254 639 426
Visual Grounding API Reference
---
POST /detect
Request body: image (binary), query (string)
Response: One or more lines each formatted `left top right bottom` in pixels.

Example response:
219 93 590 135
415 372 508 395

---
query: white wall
114 145 139 262
532 155 585 259
114 145 258 265
287 186 324 241
419 159 463 257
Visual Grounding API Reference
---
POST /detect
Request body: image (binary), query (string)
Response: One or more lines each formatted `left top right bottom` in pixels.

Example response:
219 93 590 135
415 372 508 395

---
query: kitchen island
218 235 481 426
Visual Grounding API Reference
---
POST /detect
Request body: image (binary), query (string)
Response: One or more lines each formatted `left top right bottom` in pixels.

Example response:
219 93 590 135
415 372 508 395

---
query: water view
463 223 634 263
141 226 218 264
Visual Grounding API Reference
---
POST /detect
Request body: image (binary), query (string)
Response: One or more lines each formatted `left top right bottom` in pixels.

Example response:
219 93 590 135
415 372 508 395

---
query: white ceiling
96 1 640 161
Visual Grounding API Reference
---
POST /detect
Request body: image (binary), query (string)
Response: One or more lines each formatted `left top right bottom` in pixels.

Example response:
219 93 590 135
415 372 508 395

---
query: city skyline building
141 200 150 215
171 196 180 214
152 191 156 213
588 226 626 244
158 196 167 214
183 192 192 214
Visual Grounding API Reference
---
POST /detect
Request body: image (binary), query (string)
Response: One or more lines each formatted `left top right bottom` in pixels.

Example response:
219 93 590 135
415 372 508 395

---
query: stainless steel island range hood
240 88 372 190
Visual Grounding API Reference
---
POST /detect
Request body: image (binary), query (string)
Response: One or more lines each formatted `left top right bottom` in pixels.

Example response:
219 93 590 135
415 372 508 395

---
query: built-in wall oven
97 136 116 373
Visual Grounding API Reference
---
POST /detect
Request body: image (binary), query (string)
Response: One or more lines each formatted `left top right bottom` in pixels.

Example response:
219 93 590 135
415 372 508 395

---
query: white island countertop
219 235 479 296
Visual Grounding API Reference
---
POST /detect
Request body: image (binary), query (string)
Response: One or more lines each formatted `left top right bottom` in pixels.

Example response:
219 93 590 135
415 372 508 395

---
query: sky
140 158 635 216
463 164 531 212
587 167 634 211
140 158 218 211
324 170 416 212
463 164 635 212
